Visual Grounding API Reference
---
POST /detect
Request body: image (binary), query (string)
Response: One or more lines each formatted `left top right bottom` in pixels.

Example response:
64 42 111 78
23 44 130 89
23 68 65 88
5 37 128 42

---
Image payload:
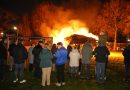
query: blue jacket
55 47 68 65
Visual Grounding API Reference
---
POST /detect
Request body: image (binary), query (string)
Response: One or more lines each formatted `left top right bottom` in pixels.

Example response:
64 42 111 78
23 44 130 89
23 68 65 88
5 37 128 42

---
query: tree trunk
113 21 118 51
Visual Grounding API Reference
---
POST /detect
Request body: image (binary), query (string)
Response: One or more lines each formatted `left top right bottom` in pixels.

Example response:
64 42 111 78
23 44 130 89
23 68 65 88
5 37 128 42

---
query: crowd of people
0 34 130 87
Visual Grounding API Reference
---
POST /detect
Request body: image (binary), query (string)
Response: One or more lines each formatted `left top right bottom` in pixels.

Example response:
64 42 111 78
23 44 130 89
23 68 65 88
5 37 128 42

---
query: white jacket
69 49 80 67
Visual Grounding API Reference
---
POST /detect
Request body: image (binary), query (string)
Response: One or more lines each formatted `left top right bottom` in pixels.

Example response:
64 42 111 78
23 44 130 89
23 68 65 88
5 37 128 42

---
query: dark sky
0 0 105 15
0 0 41 15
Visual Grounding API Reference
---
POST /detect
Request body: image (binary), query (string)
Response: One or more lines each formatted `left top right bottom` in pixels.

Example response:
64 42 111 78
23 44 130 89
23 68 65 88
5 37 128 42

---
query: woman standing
39 43 53 86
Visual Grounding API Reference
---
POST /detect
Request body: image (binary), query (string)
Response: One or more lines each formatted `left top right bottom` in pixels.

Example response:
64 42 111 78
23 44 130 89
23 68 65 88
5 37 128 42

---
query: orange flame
50 20 98 46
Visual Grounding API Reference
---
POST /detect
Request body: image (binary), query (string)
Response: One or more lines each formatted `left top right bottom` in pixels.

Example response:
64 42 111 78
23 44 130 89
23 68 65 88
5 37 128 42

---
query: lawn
0 54 130 90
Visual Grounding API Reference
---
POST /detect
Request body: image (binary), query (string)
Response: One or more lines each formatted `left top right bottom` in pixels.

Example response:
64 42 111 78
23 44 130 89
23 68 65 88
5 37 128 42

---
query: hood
41 48 50 54
72 49 78 52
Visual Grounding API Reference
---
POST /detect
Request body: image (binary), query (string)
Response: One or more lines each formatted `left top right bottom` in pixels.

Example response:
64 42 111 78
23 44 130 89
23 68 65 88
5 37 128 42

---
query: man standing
32 40 43 78
123 44 130 82
55 42 68 86
81 41 93 80
93 31 110 84
12 40 28 83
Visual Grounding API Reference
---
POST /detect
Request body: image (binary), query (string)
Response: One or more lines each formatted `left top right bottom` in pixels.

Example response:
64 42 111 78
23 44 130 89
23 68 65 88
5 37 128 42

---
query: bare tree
92 0 129 50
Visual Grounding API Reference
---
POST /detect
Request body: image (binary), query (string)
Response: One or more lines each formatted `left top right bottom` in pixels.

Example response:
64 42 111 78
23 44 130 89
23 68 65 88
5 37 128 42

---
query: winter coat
69 49 80 67
81 43 93 64
28 46 34 64
55 47 68 65
12 43 28 64
32 44 42 64
39 48 53 68
93 46 110 63
123 45 130 66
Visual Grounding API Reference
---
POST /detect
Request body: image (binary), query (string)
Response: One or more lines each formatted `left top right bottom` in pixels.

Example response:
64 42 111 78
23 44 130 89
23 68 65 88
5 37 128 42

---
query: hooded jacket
55 47 68 65
69 48 80 67
81 42 93 64
39 47 53 68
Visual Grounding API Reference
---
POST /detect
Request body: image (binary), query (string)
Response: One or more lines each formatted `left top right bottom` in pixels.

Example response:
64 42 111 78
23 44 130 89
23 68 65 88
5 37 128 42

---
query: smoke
31 0 102 36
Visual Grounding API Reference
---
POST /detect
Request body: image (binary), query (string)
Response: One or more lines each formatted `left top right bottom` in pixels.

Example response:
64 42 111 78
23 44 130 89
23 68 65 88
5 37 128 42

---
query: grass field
0 52 130 90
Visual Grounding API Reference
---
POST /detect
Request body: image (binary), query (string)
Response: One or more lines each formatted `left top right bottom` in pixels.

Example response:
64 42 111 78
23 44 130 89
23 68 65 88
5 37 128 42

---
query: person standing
69 46 80 78
122 44 130 82
28 43 35 72
55 42 68 86
12 40 28 83
0 39 7 81
81 41 93 80
39 43 53 86
32 40 43 78
93 45 110 83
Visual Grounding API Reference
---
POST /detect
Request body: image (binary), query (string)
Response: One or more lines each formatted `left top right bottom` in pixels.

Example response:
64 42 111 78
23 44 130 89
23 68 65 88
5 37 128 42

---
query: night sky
0 0 105 16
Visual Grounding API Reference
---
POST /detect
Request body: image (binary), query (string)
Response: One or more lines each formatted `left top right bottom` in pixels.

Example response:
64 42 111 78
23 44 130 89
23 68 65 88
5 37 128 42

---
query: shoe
47 83 50 86
104 77 107 80
55 83 61 86
62 82 65 85
41 84 45 87
19 80 26 84
13 78 18 83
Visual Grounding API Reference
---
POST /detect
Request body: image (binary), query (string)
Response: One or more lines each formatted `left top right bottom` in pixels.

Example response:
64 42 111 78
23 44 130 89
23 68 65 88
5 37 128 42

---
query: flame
50 20 98 46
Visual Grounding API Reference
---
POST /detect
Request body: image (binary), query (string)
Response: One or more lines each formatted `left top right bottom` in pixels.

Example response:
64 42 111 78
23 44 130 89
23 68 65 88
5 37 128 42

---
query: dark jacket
55 47 68 65
39 48 53 68
32 44 42 64
123 45 130 66
93 46 110 63
0 41 7 64
12 43 28 64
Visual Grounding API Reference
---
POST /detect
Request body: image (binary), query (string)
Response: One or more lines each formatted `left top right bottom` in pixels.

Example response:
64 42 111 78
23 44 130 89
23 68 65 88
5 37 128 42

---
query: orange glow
50 20 98 46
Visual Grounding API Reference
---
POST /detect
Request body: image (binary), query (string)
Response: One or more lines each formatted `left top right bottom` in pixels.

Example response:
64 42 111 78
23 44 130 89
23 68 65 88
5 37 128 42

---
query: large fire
50 20 98 46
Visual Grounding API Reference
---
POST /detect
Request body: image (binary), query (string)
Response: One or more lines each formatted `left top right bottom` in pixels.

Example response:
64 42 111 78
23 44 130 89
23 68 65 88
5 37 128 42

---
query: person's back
55 42 67 86
81 42 93 64
32 44 42 64
32 41 43 78
55 46 68 65
94 46 110 63
69 48 80 67
39 47 53 68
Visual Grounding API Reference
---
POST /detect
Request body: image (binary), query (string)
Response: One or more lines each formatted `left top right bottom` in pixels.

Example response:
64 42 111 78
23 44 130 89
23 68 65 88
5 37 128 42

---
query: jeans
81 63 91 79
14 63 24 81
56 64 65 83
96 62 105 80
